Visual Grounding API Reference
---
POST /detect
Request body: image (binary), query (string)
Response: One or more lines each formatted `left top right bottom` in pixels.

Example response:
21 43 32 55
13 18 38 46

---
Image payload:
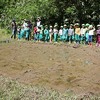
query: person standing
24 20 30 41
80 24 86 44
85 23 90 45
11 19 17 39
96 24 100 47
62 24 68 42
68 24 74 44
59 26 63 41
44 25 49 42
88 25 95 46
49 26 53 42
74 23 81 44
53 25 58 43
36 26 41 42
36 17 41 27
39 25 43 41
33 24 37 41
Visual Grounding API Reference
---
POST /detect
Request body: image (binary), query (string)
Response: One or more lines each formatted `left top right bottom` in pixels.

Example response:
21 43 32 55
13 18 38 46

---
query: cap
50 26 52 28
64 24 67 27
82 24 85 26
75 23 79 26
85 23 90 27
97 24 100 27
60 26 63 28
89 25 93 28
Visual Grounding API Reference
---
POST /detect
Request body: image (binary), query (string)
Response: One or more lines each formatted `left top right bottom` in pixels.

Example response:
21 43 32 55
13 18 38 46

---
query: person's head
70 24 73 29
89 25 93 30
82 24 85 28
97 24 100 29
74 23 79 28
60 26 63 29
85 23 90 28
50 25 53 29
37 17 40 21
64 24 67 28
12 19 15 23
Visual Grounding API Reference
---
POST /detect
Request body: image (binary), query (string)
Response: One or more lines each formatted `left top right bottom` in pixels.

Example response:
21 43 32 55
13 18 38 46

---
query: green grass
0 76 100 100
0 29 10 40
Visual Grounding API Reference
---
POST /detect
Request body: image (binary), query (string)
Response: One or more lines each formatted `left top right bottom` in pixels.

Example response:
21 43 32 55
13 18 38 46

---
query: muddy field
0 41 100 95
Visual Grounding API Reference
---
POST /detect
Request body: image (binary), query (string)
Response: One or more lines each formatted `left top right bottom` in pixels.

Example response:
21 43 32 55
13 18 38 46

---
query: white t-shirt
49 29 53 34
23 22 29 30
59 29 63 35
53 29 58 34
81 28 86 35
89 29 95 35
37 21 41 27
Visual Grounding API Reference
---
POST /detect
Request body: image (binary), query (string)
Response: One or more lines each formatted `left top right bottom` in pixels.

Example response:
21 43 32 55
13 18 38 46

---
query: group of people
11 17 100 47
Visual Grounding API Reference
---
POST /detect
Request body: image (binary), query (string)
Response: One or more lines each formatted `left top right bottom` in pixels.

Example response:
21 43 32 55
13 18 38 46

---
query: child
68 24 74 44
80 24 86 44
96 24 100 47
36 26 41 42
39 25 43 41
44 25 49 42
59 26 63 41
74 23 81 44
53 25 58 42
23 20 30 41
33 24 37 41
49 26 53 42
85 23 90 45
17 25 21 40
62 24 68 42
88 25 95 46
20 25 25 39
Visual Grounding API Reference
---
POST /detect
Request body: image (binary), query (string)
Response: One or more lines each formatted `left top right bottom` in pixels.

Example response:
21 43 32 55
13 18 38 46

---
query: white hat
64 24 67 27
75 23 79 26
89 25 93 28
97 24 100 27
50 26 52 28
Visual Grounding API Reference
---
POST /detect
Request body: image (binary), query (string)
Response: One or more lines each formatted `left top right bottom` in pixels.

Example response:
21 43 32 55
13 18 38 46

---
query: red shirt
34 27 37 34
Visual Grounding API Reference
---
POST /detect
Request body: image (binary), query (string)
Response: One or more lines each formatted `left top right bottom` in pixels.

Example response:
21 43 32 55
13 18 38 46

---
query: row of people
11 19 100 46
32 23 100 46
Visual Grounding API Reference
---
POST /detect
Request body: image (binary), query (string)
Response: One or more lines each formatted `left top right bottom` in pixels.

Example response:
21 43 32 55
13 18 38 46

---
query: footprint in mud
66 75 82 83
23 69 32 74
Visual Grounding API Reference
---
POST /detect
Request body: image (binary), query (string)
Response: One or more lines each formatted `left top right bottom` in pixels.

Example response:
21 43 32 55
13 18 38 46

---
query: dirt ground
0 41 100 95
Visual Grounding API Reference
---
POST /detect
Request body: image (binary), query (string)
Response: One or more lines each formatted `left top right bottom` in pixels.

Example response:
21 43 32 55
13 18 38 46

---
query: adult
11 19 17 39
36 17 41 27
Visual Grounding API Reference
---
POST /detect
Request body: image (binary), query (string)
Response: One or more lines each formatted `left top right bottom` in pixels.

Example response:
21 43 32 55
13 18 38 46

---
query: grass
0 76 100 100
0 28 10 40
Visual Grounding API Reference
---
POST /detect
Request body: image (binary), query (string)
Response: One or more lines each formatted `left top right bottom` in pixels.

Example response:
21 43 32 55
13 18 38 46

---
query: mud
0 41 100 94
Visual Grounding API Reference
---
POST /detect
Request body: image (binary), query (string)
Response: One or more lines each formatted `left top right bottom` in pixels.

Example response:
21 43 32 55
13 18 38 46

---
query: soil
0 41 100 95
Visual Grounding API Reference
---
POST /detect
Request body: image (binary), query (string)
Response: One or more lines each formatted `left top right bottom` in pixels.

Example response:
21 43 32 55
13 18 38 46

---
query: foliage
0 0 100 28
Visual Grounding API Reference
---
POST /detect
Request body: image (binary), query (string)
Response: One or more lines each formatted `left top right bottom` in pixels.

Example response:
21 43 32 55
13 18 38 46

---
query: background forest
0 0 100 29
